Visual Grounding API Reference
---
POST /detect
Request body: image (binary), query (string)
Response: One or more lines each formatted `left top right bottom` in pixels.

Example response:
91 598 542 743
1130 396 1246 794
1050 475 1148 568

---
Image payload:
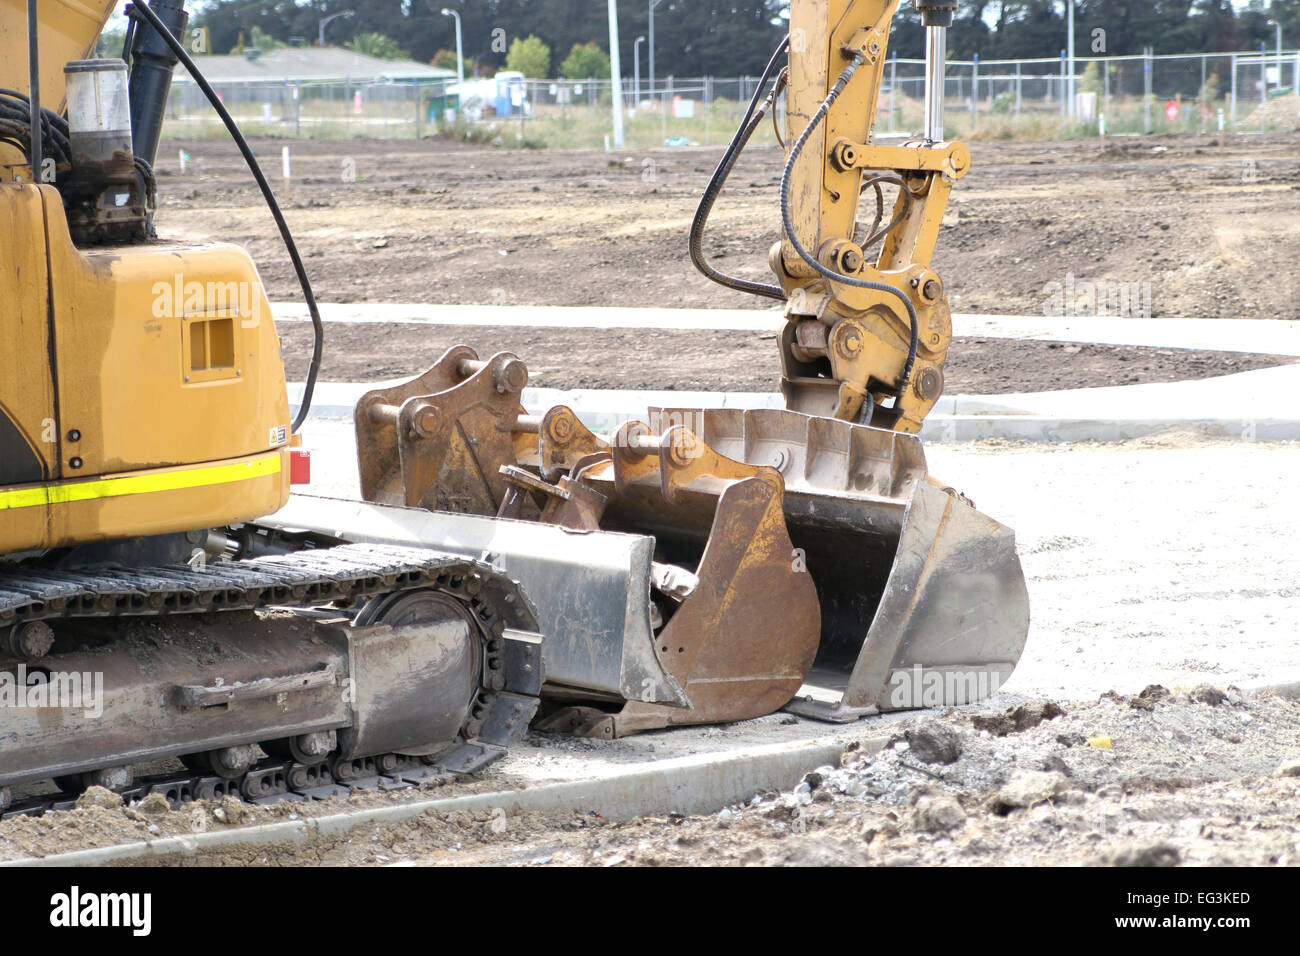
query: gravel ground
9 686 1294 867
369 688 1300 867
4 432 1294 865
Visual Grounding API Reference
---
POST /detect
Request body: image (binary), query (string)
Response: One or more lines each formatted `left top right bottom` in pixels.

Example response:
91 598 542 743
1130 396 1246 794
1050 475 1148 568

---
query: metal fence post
1060 50 1067 125
1015 59 1021 117
1143 47 1153 133
1230 53 1237 126
704 76 711 146
890 51 897 132
1103 57 1109 117
661 77 668 143
1260 44 1267 132
971 53 978 127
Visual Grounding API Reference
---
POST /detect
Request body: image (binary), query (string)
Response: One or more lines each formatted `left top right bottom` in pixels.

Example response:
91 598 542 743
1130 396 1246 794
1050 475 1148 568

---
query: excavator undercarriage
0 0 1029 811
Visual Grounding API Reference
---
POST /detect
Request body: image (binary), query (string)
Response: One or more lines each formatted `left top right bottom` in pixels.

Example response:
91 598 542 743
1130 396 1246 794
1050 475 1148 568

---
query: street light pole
649 0 663 98
634 36 645 104
1268 19 1283 90
442 8 464 85
1066 0 1075 119
608 0 625 148
318 10 354 47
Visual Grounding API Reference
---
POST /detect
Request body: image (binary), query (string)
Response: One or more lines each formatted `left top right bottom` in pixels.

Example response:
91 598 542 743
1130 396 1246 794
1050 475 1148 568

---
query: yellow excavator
0 0 1027 813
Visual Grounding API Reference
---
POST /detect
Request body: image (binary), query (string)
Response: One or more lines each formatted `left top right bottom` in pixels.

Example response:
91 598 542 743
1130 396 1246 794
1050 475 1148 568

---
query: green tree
559 42 610 79
433 48 478 74
346 32 410 61
506 35 551 78
229 25 282 56
1079 60 1103 94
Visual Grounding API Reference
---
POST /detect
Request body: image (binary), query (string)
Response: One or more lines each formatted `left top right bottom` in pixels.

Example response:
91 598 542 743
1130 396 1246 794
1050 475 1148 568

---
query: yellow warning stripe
0 454 282 511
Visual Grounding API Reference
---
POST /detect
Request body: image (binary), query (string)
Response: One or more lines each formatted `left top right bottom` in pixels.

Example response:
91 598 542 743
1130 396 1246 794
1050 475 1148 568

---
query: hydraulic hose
688 36 789 301
779 54 920 397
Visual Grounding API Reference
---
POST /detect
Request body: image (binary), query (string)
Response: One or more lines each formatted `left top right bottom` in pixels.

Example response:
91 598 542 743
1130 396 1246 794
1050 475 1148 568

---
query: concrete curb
271 303 1300 356
290 381 1300 443
1 737 867 867
1239 675 1300 700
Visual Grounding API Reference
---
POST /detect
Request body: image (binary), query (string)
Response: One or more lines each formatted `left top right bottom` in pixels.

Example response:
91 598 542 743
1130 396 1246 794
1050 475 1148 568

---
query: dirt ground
4 686 1295 867
151 131 1300 391
156 131 1300 318
275 323 1291 393
376 689 1300 868
9 134 1293 868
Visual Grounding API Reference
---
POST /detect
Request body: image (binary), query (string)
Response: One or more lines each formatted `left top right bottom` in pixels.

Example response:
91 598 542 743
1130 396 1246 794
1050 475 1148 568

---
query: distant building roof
173 47 454 85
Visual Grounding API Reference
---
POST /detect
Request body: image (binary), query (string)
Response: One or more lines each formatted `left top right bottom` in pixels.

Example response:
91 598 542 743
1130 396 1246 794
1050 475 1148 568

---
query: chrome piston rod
923 25 947 143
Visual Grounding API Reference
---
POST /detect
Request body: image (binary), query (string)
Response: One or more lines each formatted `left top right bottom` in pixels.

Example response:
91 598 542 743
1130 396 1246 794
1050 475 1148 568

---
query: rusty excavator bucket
288 347 1028 736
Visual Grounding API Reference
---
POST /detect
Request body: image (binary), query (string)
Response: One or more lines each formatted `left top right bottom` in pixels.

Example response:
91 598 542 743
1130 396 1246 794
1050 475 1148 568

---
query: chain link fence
884 49 1300 138
161 49 1300 148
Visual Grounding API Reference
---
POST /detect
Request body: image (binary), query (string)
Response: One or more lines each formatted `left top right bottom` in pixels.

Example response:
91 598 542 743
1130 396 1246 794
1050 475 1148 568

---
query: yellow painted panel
0 453 282 511
0 450 290 552
42 188 293 478
0 186 57 482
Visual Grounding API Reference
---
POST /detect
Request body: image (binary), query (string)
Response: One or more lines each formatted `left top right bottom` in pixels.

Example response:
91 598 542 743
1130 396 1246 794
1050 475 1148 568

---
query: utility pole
1260 42 1267 131
1144 46 1153 134
649 0 663 98
1066 0 1075 119
1230 53 1237 126
634 35 645 104
1268 19 1282 90
608 0 625 148
318 10 354 47
441 8 464 85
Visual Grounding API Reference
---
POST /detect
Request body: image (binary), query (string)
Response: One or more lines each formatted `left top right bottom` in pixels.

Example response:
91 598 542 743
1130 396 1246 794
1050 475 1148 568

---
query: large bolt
914 366 944 401
667 430 702 468
493 358 529 394
837 327 864 359
547 413 573 443
922 279 942 301
9 621 54 660
839 247 864 273
409 404 440 439
830 140 858 172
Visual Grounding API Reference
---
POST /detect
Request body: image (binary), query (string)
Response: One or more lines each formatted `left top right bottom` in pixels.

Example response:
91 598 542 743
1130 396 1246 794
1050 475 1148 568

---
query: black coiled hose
778 54 920 397
688 36 789 301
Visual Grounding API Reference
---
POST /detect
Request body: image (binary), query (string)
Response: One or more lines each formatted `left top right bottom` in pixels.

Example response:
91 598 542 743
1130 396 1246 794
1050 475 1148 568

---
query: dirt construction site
4 131 1299 871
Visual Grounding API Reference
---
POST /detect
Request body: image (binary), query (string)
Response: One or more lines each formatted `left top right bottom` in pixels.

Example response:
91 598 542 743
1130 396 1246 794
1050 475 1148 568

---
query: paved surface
297 420 1300 702
291 361 1300 442
274 302 1300 356
284 305 1300 441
